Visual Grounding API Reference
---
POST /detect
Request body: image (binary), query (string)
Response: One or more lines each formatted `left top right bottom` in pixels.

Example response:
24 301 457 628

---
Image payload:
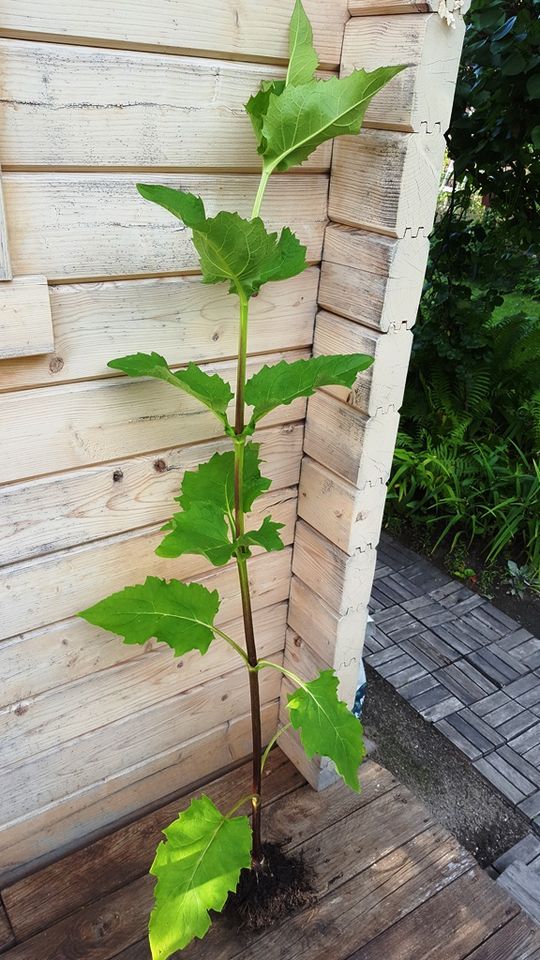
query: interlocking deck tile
431 620 485 655
447 595 487 618
494 634 540 671
451 709 505 750
401 596 460 628
429 581 468 604
436 718 484 761
468 646 528 687
435 660 498 705
373 610 422 644
494 833 540 874
519 791 540 820
370 578 418 607
377 533 419 570
497 627 538 651
370 585 397 611
373 561 394 581
463 612 506 644
474 756 529 805
398 673 439 702
508 723 540 758
410 683 464 722
480 698 524 728
468 605 519 640
400 635 454 673
377 652 417 679
497 711 539 742
397 560 452 594
503 674 540 709
386 662 428 690
498 862 540 924
497 744 540 790
365 645 404 669
364 624 399 654
471 691 511 717
372 604 408 626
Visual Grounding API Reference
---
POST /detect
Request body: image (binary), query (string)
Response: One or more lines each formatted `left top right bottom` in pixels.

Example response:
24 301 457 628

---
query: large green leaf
286 670 366 791
259 66 405 173
137 186 306 299
157 443 278 564
245 353 374 423
78 577 220 656
156 504 235 566
238 515 286 555
245 80 286 152
178 443 271 517
107 352 233 425
287 0 319 87
149 795 252 959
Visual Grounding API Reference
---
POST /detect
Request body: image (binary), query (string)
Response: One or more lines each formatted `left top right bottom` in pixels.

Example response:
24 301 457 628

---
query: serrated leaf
179 443 271 516
245 353 374 423
260 66 405 173
286 670 366 791
245 79 286 152
287 0 319 86
157 443 273 563
78 577 220 657
238 515 286 554
107 353 233 425
137 186 306 298
156 504 235 566
149 795 252 959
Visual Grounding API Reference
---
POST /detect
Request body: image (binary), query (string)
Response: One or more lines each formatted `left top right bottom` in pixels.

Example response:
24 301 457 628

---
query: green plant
76 5 401 957
506 560 540 598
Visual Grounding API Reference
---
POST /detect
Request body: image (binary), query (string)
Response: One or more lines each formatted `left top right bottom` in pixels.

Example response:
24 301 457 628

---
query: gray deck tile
435 718 483 761
471 691 511 717
519 791 540 820
398 673 439 702
376 652 417 678
452 709 505 749
474 756 528 805
365 645 404 668
508 723 540 758
493 833 540 873
400 630 460 671
401 596 460 628
431 620 485 654
387 663 428 689
497 744 540 789
498 863 540 924
435 660 498 705
468 646 528 687
503 674 540 709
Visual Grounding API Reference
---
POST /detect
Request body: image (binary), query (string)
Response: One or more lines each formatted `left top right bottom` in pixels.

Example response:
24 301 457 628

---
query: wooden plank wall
0 0 349 883
279 0 467 787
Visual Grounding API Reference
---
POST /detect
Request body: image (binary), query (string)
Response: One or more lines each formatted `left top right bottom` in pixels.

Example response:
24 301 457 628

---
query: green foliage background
387 0 540 578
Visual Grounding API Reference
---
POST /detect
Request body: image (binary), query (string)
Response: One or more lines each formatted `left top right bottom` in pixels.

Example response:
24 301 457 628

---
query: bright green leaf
156 504 235 566
245 353 374 423
245 79 286 152
107 352 233 425
149 795 252 959
260 66 405 173
239 515 286 555
78 577 220 657
286 670 366 791
179 443 271 516
136 186 307 298
287 0 319 87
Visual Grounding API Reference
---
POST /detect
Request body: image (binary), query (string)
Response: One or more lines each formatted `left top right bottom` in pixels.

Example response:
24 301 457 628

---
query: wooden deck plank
348 868 519 959
462 914 540 960
0 903 15 952
1 751 301 941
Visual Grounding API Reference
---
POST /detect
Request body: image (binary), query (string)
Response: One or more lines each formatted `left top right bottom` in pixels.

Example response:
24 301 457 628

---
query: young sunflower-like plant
79 3 402 956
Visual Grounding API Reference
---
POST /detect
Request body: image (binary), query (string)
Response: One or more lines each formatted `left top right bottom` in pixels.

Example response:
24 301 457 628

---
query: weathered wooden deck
0 750 539 960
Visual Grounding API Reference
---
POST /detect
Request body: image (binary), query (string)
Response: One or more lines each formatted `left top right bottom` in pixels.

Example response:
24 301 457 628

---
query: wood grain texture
0 703 280 886
0 423 303 565
0 275 53 359
0 903 14 952
350 0 471 15
343 14 466 134
2 173 328 281
292 519 377 615
0 350 307 485
0 0 349 68
0 663 281 838
0 169 12 280
313 310 413 417
0 270 318 391
0 603 286 766
320 224 428 331
298 457 387 555
304 391 400 487
0 39 331 171
0 505 294 642
288 579 369 680
329 128 446 238
1 751 302 941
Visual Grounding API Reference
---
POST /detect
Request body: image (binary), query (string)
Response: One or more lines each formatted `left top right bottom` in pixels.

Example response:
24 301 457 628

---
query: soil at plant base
363 666 531 867
385 522 539 635
224 842 315 932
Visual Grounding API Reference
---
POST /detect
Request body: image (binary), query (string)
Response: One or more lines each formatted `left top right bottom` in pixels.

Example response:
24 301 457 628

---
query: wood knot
154 459 167 473
49 356 64 373
112 469 124 482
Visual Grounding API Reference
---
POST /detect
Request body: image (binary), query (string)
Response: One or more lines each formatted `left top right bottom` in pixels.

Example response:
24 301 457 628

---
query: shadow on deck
0 750 539 959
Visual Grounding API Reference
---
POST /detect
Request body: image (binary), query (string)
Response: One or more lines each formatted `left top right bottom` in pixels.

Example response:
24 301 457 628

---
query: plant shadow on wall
386 0 540 609
75 3 403 958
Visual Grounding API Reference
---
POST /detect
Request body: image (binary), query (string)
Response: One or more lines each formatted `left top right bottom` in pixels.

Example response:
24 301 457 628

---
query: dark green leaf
286 670 366 791
156 504 235 566
259 66 404 173
79 577 220 656
287 0 319 87
178 443 271 516
245 353 374 423
108 352 233 424
238 515 286 554
149 795 252 958
136 187 306 298
245 80 286 152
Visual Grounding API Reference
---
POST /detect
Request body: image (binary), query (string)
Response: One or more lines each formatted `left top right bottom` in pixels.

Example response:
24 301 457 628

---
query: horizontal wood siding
0 0 345 876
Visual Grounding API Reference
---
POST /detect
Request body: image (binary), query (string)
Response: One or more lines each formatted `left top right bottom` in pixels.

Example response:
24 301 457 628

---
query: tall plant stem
233 290 264 868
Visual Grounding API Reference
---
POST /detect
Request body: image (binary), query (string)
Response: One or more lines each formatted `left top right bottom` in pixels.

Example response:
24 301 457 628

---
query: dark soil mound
224 842 315 933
